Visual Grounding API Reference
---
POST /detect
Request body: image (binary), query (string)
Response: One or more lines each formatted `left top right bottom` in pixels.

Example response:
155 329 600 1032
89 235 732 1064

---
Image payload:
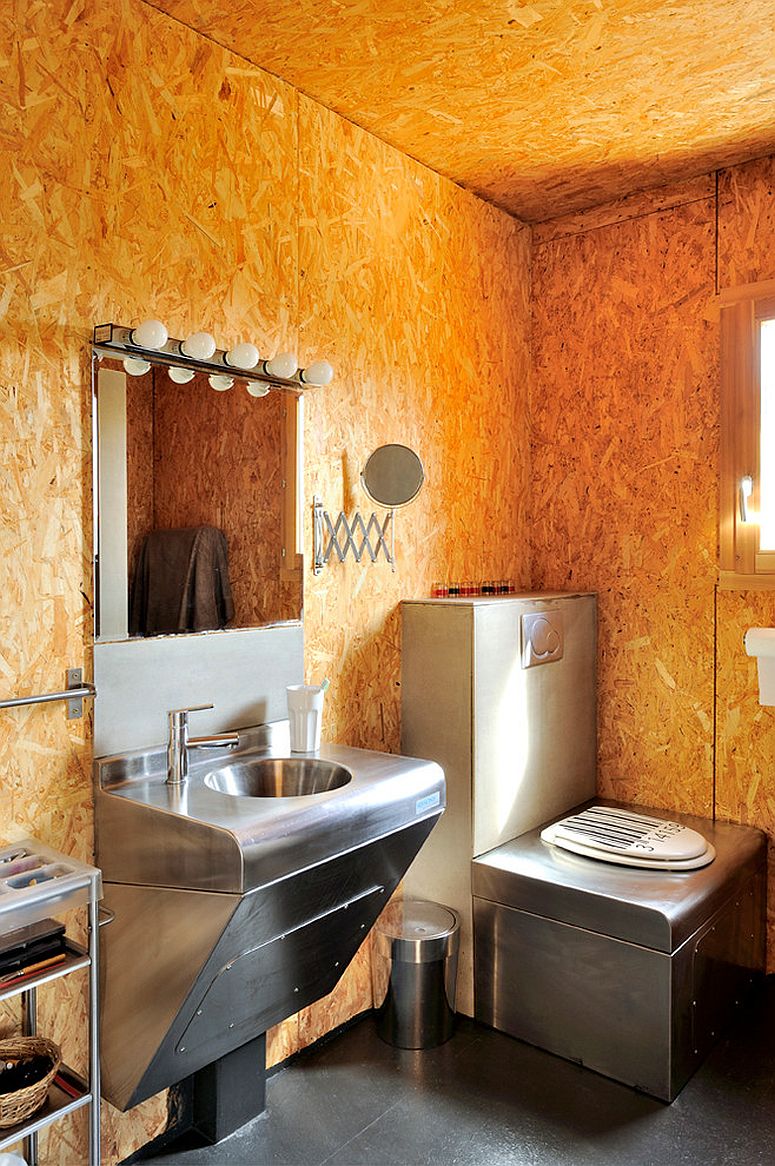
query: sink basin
205 757 352 798
95 721 445 1111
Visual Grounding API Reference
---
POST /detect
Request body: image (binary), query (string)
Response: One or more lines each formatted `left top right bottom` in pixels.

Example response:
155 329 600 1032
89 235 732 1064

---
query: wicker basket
0 1036 61 1128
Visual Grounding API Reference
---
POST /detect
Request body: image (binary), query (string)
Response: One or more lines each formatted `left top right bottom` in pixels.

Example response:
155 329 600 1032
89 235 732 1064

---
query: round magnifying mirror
361 444 425 508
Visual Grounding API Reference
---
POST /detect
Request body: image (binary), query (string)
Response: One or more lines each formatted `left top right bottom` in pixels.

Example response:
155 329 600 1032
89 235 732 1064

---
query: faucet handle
168 704 214 729
169 704 214 718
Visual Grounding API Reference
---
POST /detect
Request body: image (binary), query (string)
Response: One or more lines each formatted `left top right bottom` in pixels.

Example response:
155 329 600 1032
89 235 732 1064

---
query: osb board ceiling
152 0 775 221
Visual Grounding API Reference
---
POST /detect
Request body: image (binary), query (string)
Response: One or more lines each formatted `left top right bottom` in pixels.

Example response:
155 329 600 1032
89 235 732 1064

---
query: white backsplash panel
94 623 303 756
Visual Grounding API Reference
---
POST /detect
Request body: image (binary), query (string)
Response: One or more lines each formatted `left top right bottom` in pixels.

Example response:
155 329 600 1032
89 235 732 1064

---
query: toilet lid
540 805 715 870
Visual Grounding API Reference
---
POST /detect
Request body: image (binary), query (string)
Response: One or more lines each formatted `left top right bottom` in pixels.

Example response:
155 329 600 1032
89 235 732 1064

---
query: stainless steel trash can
372 899 460 1049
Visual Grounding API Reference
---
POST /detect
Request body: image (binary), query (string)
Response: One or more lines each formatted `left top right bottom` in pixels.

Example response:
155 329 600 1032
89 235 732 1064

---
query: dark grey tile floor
139 982 775 1166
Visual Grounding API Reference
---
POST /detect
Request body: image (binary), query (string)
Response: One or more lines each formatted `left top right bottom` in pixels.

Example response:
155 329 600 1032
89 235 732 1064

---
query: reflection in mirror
361 444 425 508
93 358 302 642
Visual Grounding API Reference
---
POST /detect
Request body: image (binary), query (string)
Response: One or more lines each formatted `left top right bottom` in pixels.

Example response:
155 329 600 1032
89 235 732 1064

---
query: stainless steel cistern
166 704 240 785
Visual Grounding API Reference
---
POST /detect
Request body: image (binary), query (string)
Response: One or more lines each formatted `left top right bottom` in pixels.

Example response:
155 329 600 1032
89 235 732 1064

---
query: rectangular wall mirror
92 355 303 643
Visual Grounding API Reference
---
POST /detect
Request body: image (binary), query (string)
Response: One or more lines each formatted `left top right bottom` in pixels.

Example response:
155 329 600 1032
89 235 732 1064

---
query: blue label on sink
416 792 441 814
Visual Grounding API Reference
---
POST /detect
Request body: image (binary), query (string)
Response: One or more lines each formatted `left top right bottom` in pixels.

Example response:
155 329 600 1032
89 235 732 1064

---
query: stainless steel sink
94 719 445 1112
205 757 352 798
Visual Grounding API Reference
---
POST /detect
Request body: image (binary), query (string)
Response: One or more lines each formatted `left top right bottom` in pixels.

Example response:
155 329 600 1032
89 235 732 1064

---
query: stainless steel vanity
90 338 445 1141
95 721 444 1112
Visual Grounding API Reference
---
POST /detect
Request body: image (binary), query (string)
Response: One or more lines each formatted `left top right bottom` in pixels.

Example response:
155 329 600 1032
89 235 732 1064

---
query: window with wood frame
719 283 775 590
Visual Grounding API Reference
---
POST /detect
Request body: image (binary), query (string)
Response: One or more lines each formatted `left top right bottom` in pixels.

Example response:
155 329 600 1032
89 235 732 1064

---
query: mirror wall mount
312 496 395 573
312 445 425 575
92 324 334 394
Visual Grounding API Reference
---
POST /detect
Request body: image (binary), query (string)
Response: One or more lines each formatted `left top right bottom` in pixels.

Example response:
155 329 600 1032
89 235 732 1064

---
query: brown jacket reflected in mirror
129 525 235 636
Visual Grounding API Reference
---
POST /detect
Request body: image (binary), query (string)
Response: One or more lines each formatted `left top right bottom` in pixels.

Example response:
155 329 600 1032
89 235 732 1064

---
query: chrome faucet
166 704 240 785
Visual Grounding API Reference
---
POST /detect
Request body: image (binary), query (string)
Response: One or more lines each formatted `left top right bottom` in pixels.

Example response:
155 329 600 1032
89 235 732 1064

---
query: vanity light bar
91 323 334 392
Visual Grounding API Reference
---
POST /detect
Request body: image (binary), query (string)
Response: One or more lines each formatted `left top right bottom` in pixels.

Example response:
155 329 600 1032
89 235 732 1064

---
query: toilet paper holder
744 627 775 705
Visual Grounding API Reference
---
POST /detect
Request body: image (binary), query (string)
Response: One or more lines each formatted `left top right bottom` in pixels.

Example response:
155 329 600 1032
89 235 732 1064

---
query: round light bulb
246 383 270 398
209 374 234 392
168 366 195 384
300 359 334 386
123 357 151 376
131 319 168 350
181 331 216 360
264 351 298 379
225 342 260 370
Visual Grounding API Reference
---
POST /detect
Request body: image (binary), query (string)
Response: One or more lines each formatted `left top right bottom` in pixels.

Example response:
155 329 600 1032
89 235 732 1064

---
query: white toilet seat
540 805 715 870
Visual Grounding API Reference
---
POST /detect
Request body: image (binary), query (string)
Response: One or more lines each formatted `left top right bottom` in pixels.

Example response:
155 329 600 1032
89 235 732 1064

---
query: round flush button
531 616 560 656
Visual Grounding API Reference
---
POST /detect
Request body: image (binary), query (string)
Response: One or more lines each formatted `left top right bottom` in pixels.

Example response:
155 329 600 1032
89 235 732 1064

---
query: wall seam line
532 194 714 248
712 582 719 821
714 169 720 295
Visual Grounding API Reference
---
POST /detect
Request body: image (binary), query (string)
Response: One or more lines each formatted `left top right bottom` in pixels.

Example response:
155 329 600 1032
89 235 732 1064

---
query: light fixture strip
92 323 304 393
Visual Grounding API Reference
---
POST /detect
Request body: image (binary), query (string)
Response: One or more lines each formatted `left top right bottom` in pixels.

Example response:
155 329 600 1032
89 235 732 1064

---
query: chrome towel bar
0 669 97 720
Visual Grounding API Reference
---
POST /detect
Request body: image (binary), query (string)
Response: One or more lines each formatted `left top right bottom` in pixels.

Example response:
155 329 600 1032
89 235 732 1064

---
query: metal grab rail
0 669 96 720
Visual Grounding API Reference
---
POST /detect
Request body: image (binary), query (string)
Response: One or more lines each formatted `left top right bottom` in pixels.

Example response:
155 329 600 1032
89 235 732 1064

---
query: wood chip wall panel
715 589 775 958
2 0 530 1153
714 155 775 960
533 159 775 969
531 196 718 817
157 0 775 222
297 97 531 754
2 0 299 1157
268 95 531 1064
717 155 775 291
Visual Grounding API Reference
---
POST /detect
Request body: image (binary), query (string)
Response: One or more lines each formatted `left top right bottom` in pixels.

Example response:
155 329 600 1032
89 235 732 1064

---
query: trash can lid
379 900 458 941
374 899 460 963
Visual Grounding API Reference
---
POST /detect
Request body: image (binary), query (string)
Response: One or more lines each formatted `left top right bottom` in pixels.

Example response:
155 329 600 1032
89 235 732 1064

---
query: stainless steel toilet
473 798 765 1100
400 592 767 1101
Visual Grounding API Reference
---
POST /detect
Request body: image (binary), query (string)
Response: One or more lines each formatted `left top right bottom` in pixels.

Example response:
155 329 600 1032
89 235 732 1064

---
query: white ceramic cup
286 684 325 752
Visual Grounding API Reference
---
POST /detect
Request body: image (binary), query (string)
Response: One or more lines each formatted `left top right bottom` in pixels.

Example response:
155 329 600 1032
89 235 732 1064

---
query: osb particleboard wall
270 92 531 1068
714 157 775 951
531 155 775 961
157 0 775 222
1 0 530 1160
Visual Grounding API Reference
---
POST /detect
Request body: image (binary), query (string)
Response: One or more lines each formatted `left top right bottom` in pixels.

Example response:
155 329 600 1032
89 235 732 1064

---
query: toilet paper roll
744 627 775 705
744 627 775 657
